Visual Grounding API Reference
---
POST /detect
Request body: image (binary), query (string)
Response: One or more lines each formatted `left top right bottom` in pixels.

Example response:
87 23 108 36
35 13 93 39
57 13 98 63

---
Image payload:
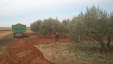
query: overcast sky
0 0 113 27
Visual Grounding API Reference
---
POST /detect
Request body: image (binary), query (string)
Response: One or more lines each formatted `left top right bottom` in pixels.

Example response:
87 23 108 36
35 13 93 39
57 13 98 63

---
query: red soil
103 37 113 41
0 39 53 64
0 33 72 64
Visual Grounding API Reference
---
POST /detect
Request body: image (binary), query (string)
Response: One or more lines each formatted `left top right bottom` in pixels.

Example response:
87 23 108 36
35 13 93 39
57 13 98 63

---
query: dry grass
0 31 12 39
68 42 113 64
35 43 78 64
26 30 33 33
0 33 16 58
35 41 113 64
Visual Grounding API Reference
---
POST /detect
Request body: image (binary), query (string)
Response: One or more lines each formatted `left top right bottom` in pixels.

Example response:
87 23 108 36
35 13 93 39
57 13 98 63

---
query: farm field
0 32 71 64
0 27 11 31
0 32 113 64
0 33 15 60
0 27 12 39
0 27 14 60
0 31 12 39
36 42 113 64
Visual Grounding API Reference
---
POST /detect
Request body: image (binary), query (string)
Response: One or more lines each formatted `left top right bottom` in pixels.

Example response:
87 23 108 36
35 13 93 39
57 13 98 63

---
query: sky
0 0 113 27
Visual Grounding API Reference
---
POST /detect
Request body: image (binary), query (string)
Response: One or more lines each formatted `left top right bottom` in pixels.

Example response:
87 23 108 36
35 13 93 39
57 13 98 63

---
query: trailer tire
14 32 24 37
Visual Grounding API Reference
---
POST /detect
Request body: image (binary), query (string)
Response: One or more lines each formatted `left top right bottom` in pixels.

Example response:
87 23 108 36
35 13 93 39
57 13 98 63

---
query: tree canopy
30 5 113 52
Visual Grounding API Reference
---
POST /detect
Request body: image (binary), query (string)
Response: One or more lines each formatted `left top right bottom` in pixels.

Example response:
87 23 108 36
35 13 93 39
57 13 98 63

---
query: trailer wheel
14 32 24 37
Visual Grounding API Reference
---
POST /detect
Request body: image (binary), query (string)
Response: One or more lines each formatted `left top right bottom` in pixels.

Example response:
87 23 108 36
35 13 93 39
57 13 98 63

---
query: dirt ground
35 43 79 64
0 31 13 59
35 42 113 64
0 45 8 58
0 39 53 64
0 31 12 39
0 33 71 64
0 33 113 64
0 33 16 59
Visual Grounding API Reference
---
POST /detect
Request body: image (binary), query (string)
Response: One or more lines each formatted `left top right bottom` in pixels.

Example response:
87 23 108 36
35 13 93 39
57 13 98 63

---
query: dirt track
0 33 71 64
0 31 12 39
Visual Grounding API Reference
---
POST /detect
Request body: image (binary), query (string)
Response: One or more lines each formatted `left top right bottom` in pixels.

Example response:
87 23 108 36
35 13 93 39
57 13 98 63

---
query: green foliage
39 18 52 36
69 6 111 41
61 19 70 33
51 18 61 32
108 12 113 36
84 6 109 38
31 18 64 36
68 5 113 52
69 12 87 42
30 17 71 36
39 18 61 36
30 6 113 51
30 20 42 32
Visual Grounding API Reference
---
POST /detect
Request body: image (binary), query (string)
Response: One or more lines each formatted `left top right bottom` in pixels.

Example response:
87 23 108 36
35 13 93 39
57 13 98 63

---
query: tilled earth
0 33 71 64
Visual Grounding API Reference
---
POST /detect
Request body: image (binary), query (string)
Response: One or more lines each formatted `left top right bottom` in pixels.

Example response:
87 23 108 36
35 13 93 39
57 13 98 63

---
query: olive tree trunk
96 37 106 53
106 36 111 47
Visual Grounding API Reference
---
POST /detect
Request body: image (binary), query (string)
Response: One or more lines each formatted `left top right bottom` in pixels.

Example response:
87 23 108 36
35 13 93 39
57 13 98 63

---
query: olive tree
30 20 42 32
69 6 111 52
84 6 109 52
39 18 61 36
51 19 61 33
69 12 86 42
61 19 70 33
106 12 113 47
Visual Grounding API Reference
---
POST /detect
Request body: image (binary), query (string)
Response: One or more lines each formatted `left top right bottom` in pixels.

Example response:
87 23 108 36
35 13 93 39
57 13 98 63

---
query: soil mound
0 39 53 64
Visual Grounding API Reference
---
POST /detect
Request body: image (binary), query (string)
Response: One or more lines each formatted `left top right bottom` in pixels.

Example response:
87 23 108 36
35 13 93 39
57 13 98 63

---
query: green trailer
12 24 26 37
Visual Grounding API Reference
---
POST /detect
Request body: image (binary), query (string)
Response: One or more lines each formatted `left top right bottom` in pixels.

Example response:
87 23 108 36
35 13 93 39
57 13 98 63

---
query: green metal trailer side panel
12 25 26 32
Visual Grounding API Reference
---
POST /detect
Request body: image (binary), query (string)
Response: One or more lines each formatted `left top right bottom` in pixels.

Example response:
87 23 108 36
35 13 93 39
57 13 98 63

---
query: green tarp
12 25 26 32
